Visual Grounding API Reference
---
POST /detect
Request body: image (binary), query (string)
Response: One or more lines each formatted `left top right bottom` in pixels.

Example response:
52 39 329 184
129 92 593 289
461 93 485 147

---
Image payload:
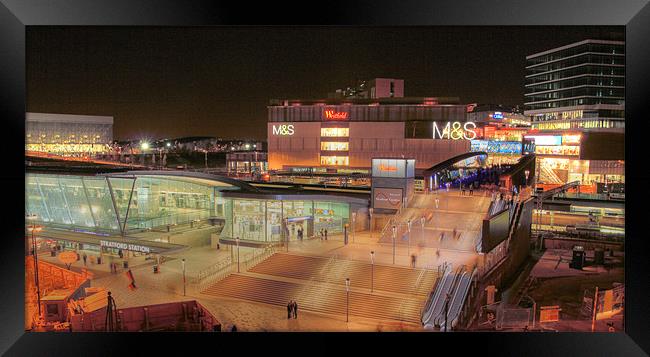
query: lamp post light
368 208 373 240
420 216 426 243
391 225 397 265
370 251 375 293
524 169 530 186
236 237 240 273
407 219 412 256
345 277 350 323
26 214 42 319
181 258 186 296
351 212 357 244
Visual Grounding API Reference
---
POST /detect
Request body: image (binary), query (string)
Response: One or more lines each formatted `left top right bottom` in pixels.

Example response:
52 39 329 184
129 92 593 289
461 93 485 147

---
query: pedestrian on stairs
292 301 298 319
287 300 293 319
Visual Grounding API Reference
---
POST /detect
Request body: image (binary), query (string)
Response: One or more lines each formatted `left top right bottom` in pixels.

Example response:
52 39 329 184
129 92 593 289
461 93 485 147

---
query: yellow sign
58 251 78 265
539 305 561 323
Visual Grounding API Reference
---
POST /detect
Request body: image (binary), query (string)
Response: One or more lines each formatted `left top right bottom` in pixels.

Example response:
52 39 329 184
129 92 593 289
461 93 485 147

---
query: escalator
421 265 476 331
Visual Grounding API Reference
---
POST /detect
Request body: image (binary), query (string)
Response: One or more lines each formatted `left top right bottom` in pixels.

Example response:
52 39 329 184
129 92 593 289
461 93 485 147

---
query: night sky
26 26 623 141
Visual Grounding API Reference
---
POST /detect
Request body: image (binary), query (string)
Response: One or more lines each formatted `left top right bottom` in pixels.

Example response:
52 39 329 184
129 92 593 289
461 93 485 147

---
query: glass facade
26 173 352 243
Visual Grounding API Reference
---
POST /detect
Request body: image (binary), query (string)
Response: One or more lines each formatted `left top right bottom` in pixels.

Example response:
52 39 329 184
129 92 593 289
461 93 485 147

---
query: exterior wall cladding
267 102 470 170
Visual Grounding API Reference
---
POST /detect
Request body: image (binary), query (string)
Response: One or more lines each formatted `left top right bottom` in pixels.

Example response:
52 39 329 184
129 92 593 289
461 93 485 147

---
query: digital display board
373 188 403 210
470 140 522 154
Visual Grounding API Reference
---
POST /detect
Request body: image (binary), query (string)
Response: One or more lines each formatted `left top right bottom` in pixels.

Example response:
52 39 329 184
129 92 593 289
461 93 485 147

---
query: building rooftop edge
526 39 625 60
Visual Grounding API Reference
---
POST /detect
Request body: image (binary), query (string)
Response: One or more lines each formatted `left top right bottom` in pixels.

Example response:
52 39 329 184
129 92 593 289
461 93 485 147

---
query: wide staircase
202 252 438 324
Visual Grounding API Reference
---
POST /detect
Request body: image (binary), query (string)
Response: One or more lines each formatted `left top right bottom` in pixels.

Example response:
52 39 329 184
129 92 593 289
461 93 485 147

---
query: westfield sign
323 110 349 120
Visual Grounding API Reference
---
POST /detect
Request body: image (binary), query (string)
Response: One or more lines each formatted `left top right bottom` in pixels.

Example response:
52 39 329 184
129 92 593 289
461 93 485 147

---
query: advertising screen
535 145 580 156
470 140 522 154
481 208 510 253
373 188 403 210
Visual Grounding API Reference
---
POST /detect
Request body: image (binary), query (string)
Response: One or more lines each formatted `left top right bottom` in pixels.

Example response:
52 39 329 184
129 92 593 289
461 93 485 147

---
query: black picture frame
1 0 648 355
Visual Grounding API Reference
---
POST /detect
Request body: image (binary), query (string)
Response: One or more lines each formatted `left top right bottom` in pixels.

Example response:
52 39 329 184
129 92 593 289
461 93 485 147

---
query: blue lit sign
492 112 504 120
470 140 522 154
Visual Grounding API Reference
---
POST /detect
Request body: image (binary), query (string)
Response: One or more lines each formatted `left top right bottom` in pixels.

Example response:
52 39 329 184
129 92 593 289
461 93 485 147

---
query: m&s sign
272 124 295 136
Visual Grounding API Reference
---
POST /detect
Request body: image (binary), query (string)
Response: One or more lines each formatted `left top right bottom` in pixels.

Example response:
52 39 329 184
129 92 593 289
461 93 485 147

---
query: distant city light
140 142 150 150
245 144 251 149
166 142 171 147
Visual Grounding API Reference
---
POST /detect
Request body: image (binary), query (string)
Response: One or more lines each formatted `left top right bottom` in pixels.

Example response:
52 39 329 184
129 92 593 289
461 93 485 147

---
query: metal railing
195 244 280 292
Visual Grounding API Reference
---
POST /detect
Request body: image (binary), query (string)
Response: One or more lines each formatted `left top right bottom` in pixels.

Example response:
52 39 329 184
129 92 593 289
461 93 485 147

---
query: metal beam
105 176 124 236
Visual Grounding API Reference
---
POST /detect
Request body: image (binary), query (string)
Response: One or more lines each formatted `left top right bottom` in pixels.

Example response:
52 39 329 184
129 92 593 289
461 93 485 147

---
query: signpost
539 305 561 323
57 251 78 270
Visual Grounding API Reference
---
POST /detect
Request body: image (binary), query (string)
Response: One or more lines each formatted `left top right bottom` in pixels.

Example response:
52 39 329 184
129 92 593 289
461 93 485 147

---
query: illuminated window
320 127 349 137
320 156 349 166
320 142 349 151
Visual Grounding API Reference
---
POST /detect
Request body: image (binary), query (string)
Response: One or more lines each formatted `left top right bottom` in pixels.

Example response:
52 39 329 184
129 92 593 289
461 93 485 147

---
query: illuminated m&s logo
323 110 349 120
433 121 477 140
272 124 295 136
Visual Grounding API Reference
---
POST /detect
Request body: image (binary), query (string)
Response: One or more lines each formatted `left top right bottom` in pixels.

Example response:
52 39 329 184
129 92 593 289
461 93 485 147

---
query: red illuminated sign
323 110 349 120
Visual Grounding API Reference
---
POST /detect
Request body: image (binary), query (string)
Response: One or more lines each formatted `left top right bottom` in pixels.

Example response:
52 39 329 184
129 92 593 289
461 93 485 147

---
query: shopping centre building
523 40 625 188
267 79 530 175
25 171 368 252
26 112 114 156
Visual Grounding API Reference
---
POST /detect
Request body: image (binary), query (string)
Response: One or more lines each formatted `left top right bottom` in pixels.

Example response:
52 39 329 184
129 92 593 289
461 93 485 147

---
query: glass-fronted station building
26 171 368 245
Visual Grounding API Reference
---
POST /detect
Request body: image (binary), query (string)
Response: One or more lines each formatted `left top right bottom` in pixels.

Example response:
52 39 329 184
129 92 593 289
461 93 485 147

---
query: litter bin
570 246 585 270
97 256 102 265
123 261 129 269
594 249 605 265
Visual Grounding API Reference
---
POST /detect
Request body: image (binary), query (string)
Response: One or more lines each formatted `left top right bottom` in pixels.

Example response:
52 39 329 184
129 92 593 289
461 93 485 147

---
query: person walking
82 253 87 266
435 197 440 209
231 324 237 332
292 300 298 319
436 249 440 259
324 229 328 241
287 300 293 319
411 254 417 268
469 186 473 196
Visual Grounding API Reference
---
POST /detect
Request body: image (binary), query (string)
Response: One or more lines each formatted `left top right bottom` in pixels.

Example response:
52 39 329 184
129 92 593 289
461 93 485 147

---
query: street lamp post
368 208 373 240
236 237 240 273
420 216 426 243
182 258 186 296
370 251 375 293
351 212 357 244
26 214 42 319
345 277 350 323
391 225 397 265
407 219 412 256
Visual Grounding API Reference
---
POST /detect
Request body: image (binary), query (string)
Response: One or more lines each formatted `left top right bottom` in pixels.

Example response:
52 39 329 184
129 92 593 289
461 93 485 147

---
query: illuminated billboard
524 135 562 146
373 187 403 210
535 145 580 156
470 140 522 154
371 158 415 178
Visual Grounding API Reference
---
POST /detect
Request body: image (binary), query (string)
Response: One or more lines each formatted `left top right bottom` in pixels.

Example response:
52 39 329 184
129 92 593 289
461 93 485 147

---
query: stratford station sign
100 240 152 253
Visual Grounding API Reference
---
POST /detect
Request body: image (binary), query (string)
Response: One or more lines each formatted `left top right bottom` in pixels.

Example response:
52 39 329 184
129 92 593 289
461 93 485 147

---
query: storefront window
232 199 265 241
320 156 349 166
283 201 313 240
320 142 349 151
320 127 349 137
314 201 349 234
266 200 282 242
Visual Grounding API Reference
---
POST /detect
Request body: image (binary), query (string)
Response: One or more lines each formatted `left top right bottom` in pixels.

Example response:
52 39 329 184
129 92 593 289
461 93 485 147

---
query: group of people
319 228 328 241
459 182 477 196
287 300 299 319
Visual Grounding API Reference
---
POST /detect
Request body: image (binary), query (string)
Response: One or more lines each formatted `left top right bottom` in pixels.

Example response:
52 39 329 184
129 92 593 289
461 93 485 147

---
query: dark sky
26 26 623 141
